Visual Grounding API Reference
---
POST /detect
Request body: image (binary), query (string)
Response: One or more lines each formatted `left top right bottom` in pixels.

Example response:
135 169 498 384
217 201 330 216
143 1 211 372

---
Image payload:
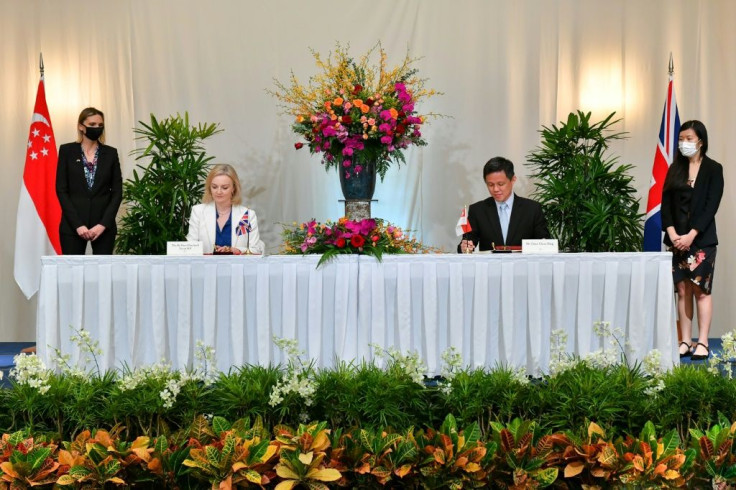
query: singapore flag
14 76 62 299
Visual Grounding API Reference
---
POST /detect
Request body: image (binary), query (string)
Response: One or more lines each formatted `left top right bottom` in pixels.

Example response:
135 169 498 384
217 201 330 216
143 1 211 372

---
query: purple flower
394 82 406 92
342 147 354 156
378 123 392 133
398 92 412 103
380 135 393 145
380 110 393 121
322 126 337 137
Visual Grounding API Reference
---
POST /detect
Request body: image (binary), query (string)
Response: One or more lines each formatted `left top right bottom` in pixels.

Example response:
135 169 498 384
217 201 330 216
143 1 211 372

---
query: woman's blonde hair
203 164 242 205
76 107 105 144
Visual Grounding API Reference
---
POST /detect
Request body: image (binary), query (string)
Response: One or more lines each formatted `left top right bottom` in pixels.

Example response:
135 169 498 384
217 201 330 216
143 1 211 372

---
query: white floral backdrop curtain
1 0 734 341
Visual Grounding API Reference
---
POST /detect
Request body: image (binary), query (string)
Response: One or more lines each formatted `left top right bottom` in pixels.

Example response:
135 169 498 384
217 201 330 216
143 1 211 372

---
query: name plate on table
166 241 203 256
522 239 559 254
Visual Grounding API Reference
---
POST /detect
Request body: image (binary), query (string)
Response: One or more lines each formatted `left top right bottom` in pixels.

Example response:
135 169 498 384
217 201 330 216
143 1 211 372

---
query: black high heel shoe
691 342 710 361
679 342 692 358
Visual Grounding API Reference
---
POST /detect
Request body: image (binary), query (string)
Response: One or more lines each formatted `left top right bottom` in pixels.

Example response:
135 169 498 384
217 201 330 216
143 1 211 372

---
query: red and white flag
14 75 62 299
455 205 472 236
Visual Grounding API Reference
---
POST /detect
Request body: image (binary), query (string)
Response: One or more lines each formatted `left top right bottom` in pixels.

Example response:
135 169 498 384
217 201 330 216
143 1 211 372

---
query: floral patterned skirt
671 245 716 295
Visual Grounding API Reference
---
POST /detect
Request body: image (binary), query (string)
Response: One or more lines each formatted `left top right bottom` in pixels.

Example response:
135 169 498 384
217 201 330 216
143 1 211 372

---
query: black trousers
59 229 116 255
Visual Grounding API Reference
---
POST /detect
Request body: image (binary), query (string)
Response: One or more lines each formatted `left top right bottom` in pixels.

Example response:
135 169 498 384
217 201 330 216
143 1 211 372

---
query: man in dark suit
458 156 549 252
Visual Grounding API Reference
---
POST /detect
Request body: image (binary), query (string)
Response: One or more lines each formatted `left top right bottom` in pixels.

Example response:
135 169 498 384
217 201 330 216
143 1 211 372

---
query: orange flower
389 108 399 119
324 101 332 110
296 115 304 123
352 99 364 108
361 105 370 114
333 97 344 106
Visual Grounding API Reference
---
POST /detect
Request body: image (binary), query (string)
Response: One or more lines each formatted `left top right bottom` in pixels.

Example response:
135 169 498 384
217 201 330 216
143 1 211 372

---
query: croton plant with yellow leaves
1 415 734 488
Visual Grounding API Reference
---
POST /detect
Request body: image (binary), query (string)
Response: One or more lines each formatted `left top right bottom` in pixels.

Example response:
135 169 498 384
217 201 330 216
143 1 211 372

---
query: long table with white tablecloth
37 253 676 374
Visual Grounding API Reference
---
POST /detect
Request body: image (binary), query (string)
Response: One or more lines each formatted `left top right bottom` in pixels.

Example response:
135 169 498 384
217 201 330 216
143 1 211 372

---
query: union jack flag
643 71 680 251
236 210 251 236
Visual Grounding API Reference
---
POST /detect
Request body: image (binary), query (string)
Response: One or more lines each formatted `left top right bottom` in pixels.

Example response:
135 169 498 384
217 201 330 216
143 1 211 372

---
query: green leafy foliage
442 366 532 434
116 112 222 254
528 361 651 436
647 365 736 440
310 359 436 430
526 111 644 251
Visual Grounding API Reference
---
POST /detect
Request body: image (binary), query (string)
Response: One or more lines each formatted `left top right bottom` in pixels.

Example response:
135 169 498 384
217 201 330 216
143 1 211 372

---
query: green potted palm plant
116 113 222 254
526 111 644 252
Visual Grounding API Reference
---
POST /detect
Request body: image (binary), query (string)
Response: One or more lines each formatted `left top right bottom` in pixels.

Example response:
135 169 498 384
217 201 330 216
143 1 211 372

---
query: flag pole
40 53 44 78
668 52 673 77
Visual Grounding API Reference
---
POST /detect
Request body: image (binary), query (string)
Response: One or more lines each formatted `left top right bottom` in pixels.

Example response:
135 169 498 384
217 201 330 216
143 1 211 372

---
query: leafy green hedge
5 327 735 487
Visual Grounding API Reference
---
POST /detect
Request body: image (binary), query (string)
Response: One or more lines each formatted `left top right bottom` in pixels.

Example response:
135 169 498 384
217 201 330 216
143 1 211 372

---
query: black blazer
56 142 123 235
661 155 723 248
458 194 550 251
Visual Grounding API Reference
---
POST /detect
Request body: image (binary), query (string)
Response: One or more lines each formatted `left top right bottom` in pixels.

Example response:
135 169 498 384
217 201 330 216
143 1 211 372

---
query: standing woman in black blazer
56 107 122 254
661 120 724 361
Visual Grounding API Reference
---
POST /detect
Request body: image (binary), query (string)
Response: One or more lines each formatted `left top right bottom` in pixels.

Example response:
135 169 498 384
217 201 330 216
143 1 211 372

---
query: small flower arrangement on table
270 42 439 180
282 218 437 266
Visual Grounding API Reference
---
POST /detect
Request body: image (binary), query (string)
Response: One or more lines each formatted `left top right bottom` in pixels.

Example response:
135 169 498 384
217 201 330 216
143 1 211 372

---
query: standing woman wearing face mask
661 120 724 361
56 107 123 254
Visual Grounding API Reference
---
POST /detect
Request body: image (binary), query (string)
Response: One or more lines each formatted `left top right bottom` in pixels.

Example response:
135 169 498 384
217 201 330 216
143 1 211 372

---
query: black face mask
83 125 104 141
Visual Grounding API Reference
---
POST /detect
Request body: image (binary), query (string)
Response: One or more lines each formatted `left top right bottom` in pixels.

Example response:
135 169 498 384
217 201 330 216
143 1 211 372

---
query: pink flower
398 91 412 104
300 235 317 252
342 147 354 156
342 160 352 167
381 135 393 145
354 165 363 174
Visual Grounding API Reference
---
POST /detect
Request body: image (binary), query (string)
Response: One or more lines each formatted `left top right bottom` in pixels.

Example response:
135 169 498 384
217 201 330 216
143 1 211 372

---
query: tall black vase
339 158 377 200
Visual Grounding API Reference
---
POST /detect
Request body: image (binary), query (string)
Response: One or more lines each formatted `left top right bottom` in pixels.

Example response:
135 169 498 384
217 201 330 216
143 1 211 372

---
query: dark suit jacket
458 194 549 252
661 155 723 248
56 142 123 235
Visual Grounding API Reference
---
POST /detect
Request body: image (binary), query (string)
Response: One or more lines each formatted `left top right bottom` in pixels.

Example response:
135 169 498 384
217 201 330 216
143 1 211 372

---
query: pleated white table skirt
37 253 677 375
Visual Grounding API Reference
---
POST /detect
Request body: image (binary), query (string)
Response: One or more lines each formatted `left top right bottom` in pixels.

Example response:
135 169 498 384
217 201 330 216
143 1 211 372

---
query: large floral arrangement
270 43 438 179
282 217 437 265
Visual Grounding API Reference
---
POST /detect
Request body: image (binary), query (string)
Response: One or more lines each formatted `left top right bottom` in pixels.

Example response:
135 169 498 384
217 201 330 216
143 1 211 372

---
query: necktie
500 202 510 243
